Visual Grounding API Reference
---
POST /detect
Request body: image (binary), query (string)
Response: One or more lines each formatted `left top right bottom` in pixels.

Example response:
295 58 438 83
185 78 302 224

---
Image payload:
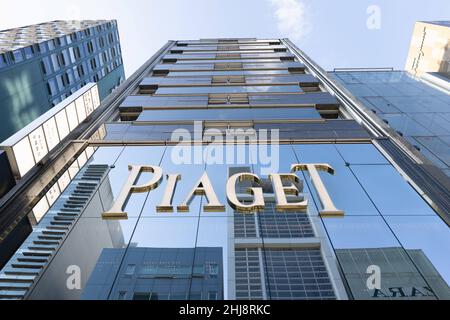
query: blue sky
1 0 449 77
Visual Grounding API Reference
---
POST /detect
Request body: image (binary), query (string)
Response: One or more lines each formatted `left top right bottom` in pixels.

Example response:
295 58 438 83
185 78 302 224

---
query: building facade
405 21 450 77
0 38 448 300
0 20 125 142
329 70 450 177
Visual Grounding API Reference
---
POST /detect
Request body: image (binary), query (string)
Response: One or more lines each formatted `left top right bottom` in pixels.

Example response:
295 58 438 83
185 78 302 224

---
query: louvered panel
0 164 109 300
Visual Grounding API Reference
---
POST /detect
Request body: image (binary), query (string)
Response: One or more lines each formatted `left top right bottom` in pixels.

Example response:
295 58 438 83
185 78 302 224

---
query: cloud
268 0 312 42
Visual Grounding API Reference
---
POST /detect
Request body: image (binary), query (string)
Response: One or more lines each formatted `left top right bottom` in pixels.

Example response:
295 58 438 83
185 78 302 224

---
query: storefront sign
102 163 344 218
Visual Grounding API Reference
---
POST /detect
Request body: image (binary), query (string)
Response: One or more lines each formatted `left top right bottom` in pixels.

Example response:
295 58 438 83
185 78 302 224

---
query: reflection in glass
292 144 380 216
385 216 450 299
29 216 138 300
107 217 203 300
91 146 166 218
351 165 436 216
323 216 438 300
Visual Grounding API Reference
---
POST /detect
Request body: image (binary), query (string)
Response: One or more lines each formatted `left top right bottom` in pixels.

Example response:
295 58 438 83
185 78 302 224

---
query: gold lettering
177 172 225 212
102 165 163 219
270 173 308 212
291 163 344 217
156 174 181 213
226 173 264 213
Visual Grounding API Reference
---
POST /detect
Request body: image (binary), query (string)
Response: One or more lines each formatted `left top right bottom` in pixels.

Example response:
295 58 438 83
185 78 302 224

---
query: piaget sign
102 163 344 219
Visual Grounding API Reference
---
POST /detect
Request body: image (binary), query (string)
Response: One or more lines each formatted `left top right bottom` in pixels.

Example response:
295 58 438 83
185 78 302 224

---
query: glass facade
0 39 448 301
330 71 450 177
0 20 125 141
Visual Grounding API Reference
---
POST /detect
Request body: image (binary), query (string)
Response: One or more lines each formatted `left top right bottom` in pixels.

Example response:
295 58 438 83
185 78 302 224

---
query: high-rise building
405 21 450 77
0 38 448 300
0 20 125 141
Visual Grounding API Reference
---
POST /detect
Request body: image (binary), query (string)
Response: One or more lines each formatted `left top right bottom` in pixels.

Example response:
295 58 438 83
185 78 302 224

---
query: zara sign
102 163 344 218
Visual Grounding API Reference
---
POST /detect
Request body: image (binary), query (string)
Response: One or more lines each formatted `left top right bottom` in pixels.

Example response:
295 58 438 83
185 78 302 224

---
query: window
13 50 23 63
47 79 58 96
77 64 85 77
90 58 97 71
234 213 257 238
46 83 52 96
24 46 34 59
0 53 7 67
125 264 136 276
41 56 52 74
258 203 315 238
57 53 66 67
62 72 70 87
86 41 94 54
50 54 60 71
264 249 335 300
207 263 219 276
171 293 187 300
62 50 70 65
235 249 263 300
40 61 47 75
67 70 74 84
208 291 218 300
189 292 202 300
56 75 65 91
47 40 55 51
39 42 48 53
74 46 81 59
132 292 150 300
68 47 76 63
72 66 80 81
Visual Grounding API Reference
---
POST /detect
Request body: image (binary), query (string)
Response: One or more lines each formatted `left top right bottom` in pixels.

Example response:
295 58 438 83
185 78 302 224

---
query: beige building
405 21 450 76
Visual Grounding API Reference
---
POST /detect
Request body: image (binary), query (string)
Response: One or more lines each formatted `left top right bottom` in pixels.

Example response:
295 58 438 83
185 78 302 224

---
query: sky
0 0 449 77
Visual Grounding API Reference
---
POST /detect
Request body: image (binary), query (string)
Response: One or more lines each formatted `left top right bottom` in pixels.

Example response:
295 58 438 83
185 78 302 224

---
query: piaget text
102 163 344 218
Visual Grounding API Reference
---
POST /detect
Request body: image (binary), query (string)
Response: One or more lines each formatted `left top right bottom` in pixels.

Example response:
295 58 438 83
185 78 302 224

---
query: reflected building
0 163 122 300
336 247 450 300
232 167 337 300
83 247 223 300
0 20 125 142
405 21 450 77
0 38 449 300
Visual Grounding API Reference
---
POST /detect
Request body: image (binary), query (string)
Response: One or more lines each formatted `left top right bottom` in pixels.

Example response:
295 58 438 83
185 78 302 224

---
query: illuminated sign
0 83 100 178
102 163 344 218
